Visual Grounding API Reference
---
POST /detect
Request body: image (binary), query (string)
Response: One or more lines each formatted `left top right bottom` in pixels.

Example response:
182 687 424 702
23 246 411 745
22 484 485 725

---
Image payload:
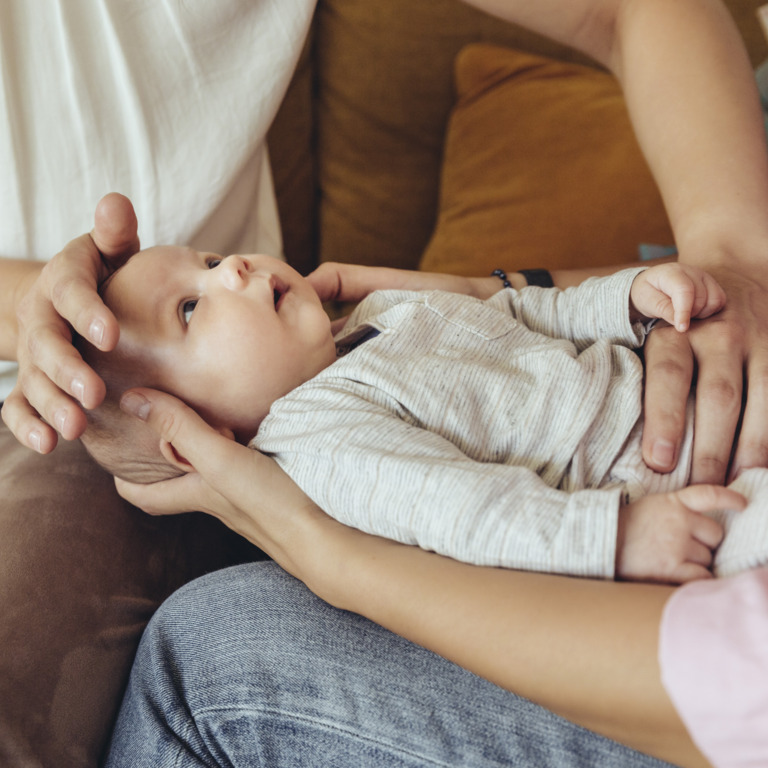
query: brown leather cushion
0 424 260 767
420 44 675 276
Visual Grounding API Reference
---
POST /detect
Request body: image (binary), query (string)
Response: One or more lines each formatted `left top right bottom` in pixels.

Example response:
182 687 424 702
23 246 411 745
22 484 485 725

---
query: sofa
1 1 765 766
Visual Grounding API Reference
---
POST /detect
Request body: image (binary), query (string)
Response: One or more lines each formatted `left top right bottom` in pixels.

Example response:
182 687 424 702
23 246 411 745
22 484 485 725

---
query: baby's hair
74 331 183 485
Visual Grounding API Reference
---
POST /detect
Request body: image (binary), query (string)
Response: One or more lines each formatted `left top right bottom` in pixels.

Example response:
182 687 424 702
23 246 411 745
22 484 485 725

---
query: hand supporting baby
619 263 743 583
2 193 138 452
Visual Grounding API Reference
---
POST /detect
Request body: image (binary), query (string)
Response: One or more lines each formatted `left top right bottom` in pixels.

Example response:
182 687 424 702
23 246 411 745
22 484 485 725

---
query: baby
79 246 765 584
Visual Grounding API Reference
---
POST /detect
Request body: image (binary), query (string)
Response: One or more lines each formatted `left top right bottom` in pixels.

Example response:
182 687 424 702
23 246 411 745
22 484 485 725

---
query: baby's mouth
271 277 288 310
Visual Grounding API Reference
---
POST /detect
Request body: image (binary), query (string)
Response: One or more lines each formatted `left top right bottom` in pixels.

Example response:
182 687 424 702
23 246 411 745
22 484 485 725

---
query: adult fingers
641 324 694 472
118 389 242 486
1 392 61 454
729 343 768 479
42 193 138 352
2 362 93 444
116 472 213 517
115 388 324 567
4 305 106 448
113 391 241 518
690 339 743 484
41 232 121 353
20 315 107 411
117 388 302 515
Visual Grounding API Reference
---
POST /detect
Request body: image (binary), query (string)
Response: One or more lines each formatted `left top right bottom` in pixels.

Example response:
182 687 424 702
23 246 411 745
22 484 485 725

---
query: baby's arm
629 263 726 332
307 261 506 304
616 484 745 583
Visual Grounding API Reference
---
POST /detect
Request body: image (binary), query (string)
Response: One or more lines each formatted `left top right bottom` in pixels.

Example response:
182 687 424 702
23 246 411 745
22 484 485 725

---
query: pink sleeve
659 568 768 768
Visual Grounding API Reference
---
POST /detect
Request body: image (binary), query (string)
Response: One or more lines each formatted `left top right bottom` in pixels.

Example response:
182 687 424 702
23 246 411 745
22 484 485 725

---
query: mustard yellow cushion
420 44 675 276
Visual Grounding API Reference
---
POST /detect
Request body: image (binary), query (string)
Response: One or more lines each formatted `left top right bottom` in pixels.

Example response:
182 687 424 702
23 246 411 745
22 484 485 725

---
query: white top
0 0 315 399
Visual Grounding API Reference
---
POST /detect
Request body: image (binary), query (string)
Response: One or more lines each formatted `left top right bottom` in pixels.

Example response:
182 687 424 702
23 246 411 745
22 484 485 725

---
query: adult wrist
518 269 554 288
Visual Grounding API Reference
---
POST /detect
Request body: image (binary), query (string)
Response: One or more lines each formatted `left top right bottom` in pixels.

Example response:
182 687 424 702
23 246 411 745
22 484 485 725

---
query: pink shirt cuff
659 568 768 768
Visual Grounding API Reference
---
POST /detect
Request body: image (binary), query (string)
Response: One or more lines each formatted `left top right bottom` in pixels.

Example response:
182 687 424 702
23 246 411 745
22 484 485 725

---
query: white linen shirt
0 0 315 399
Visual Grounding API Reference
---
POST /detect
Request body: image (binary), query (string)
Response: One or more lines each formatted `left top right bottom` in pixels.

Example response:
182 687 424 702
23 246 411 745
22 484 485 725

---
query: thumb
91 192 140 265
116 388 319 538
119 388 240 486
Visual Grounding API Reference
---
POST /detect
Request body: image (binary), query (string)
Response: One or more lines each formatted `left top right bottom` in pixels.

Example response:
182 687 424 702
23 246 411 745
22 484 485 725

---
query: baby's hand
630 263 726 332
616 485 745 583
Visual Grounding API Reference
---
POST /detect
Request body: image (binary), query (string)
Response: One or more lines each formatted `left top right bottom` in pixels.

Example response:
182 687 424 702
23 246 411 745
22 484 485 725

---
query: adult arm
461 0 768 483
116 388 713 768
0 193 138 453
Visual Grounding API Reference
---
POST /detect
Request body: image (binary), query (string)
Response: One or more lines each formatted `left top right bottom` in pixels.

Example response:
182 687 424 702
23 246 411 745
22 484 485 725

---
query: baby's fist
630 263 726 332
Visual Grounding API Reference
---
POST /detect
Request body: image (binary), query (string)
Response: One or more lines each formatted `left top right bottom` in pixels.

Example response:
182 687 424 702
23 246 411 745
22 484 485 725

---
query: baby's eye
206 257 222 269
182 299 198 324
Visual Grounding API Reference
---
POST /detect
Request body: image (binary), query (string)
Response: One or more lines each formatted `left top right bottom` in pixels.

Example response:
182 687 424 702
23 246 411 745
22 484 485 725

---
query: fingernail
54 409 67 434
89 318 105 347
120 392 150 421
72 378 86 405
29 429 42 453
652 439 676 468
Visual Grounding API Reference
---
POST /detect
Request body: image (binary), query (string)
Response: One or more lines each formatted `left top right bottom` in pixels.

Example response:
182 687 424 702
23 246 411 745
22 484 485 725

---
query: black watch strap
518 268 554 288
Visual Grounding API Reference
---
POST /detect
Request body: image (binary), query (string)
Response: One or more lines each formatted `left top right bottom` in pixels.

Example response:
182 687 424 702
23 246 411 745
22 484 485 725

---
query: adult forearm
0 258 42 361
308 528 709 768
463 0 768 268
610 0 768 265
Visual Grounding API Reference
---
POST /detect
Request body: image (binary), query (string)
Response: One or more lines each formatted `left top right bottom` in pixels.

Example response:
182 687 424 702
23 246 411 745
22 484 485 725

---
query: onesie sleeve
255 387 621 579
659 568 768 768
486 267 649 351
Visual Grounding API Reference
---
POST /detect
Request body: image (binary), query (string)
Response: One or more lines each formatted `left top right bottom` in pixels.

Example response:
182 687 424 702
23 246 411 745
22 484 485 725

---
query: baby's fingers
675 483 745 549
692 271 728 321
671 562 715 583
667 278 696 332
675 483 747 514
633 266 695 331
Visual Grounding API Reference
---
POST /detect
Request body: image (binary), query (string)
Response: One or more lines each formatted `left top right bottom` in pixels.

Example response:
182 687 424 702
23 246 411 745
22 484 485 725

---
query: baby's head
77 245 336 483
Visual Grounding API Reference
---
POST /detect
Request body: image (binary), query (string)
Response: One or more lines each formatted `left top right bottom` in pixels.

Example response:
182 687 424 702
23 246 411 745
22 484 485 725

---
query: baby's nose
220 255 250 289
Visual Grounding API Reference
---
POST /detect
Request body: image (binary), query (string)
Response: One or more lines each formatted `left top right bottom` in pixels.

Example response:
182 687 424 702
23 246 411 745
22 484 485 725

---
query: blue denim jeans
105 562 676 767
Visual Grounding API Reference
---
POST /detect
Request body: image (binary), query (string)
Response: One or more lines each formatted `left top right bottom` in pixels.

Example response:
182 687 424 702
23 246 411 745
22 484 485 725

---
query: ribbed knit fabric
254 269 656 578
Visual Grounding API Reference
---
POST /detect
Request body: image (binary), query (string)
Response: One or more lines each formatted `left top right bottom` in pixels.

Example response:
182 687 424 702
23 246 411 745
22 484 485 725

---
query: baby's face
103 246 336 440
